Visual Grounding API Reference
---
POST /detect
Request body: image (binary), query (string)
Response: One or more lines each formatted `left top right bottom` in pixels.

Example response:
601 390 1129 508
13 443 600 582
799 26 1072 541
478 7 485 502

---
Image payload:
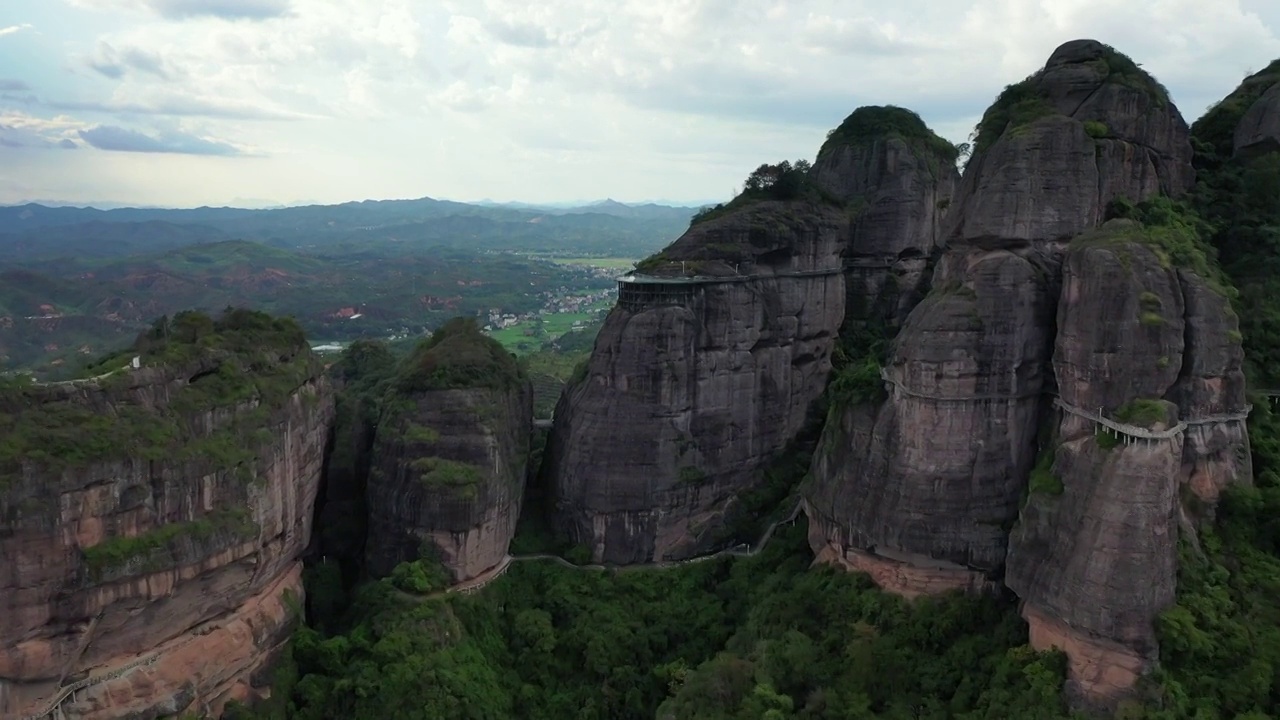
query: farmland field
548 257 638 270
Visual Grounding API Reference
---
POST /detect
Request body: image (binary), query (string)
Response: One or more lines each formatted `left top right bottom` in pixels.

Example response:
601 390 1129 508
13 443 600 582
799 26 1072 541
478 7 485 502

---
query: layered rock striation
546 199 847 564
0 310 333 720
364 318 532 582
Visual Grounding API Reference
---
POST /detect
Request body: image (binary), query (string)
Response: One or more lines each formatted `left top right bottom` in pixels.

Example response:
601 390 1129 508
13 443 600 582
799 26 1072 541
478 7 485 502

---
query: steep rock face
1006 229 1250 702
811 107 959 329
806 247 1059 590
1235 83 1280 158
547 201 846 563
364 320 532 581
0 326 332 720
945 39 1194 247
806 41 1198 599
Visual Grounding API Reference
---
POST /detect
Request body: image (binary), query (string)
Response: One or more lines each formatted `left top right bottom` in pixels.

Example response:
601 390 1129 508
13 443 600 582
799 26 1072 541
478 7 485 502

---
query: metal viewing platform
615 268 843 312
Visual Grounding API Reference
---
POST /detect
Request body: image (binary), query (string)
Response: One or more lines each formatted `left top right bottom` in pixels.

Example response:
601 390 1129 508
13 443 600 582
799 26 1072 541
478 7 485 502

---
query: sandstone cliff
806 40 1200 608
1005 221 1250 703
364 318 532 582
945 39 1194 246
545 198 847 564
810 106 959 331
0 310 333 720
1229 63 1280 159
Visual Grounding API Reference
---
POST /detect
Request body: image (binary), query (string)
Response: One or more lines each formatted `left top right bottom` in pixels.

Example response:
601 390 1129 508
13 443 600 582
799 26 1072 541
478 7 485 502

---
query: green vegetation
1113 398 1173 428
487 312 602 354
1090 44 1171 106
0 308 317 486
1028 444 1063 496
1191 58 1280 163
403 423 440 445
818 105 960 164
246 523 1071 720
680 159 842 232
677 466 708 486
1140 312 1166 327
396 317 524 393
1127 71 1280 717
412 457 485 496
82 509 257 579
1083 120 1109 139
548 257 638 270
1078 197 1233 297
970 44 1167 159
1095 426 1121 451
826 324 888 409
970 74 1055 157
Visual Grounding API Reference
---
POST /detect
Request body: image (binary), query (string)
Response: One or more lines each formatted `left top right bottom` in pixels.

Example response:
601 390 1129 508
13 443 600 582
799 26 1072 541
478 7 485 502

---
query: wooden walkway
19 626 208 720
880 367 1252 443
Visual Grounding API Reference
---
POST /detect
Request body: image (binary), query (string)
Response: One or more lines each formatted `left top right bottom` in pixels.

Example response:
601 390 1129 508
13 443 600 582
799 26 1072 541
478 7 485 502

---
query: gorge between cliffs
4 37 1280 720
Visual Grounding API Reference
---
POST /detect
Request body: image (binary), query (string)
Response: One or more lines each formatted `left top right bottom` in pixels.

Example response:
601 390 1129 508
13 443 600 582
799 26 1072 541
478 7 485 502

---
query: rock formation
0 310 332 720
945 39 1193 246
804 39 1249 701
545 197 847 564
364 318 532 581
1005 223 1249 703
1232 68 1280 158
810 106 960 330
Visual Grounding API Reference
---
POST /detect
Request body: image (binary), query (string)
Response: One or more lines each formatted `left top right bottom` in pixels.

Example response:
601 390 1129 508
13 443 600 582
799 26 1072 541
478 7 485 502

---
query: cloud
87 41 179 80
68 0 290 20
0 80 30 92
483 18 556 49
0 112 88 149
15 0 1280 208
48 94 313 120
77 124 244 155
0 24 33 37
147 0 292 21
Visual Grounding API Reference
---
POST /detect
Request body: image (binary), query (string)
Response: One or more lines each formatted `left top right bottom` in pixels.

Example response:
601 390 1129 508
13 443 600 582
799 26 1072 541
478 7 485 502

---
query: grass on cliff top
663 158 845 242
82 508 257 580
819 105 959 164
970 43 1170 159
0 307 318 484
1073 197 1236 298
395 317 524 394
640 169 845 275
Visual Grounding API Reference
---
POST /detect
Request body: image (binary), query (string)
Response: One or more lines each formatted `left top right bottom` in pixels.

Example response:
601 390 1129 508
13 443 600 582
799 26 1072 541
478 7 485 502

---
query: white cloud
6 0 1280 206
0 24 33 37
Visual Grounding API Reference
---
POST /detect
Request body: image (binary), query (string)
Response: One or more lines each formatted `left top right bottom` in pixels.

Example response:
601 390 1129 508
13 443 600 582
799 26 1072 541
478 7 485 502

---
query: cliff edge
364 318 532 582
0 309 333 720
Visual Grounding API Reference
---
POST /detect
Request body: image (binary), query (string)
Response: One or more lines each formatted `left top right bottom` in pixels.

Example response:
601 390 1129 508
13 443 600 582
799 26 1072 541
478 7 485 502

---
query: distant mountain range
0 196 697 263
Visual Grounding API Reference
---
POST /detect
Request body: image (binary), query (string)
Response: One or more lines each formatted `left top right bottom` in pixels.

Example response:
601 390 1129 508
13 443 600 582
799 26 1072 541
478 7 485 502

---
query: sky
1 0 1279 209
